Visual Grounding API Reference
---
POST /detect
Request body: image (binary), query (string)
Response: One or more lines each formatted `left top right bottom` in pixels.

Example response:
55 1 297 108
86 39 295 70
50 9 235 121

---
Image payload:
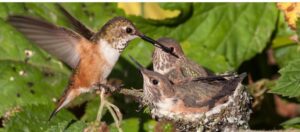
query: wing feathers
56 4 95 40
8 15 81 68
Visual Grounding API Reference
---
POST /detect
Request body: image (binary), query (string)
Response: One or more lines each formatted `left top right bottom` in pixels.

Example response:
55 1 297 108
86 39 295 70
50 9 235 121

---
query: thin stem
107 103 123 132
96 89 106 122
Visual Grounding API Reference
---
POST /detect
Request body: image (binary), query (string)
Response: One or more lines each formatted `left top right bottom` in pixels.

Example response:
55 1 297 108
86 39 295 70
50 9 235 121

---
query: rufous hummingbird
152 37 214 84
129 56 246 120
7 5 173 121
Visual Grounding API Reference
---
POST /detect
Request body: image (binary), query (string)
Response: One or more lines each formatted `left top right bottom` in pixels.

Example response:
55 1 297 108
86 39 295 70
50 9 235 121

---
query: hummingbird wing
56 4 95 40
8 15 82 68
177 73 246 109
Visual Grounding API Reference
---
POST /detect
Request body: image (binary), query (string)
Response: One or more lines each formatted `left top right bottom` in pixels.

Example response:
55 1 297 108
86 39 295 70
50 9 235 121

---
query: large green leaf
271 59 300 97
124 3 278 72
4 104 81 132
0 60 68 115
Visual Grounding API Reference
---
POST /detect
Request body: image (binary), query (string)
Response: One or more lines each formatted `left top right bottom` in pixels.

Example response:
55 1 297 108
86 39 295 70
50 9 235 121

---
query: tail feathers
238 72 247 82
48 90 77 121
227 72 247 91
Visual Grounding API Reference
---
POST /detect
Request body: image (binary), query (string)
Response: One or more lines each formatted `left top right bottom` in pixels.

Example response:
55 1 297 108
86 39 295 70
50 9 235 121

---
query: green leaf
125 3 278 72
271 10 295 49
281 117 300 129
274 45 300 68
143 120 157 132
110 118 139 132
272 10 300 68
4 104 80 131
0 60 68 115
0 3 27 19
296 18 300 39
46 120 86 132
81 96 105 122
181 41 232 72
271 59 300 97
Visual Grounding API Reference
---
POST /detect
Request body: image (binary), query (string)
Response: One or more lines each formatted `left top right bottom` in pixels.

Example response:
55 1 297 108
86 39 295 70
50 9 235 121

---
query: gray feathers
8 15 81 69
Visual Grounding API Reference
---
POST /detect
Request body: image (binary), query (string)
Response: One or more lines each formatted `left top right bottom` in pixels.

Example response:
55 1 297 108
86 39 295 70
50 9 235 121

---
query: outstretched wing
8 15 82 68
57 4 95 40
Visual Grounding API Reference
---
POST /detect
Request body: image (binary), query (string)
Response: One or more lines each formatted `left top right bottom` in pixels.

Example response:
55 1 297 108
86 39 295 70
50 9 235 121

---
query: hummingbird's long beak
137 34 179 58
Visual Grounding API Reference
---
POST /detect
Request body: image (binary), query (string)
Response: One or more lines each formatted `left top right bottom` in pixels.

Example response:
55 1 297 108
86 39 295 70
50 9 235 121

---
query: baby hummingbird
152 37 214 84
130 56 246 120
8 5 172 120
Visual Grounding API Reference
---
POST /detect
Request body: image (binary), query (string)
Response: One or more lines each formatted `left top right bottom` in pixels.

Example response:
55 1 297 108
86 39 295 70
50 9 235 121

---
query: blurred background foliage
0 2 300 131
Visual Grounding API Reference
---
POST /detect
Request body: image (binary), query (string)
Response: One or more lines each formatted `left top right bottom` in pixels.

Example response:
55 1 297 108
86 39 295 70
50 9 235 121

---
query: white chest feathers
99 39 121 66
156 98 175 112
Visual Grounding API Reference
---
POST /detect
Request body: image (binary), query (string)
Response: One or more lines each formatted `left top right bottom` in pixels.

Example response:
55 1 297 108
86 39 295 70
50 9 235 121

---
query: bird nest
149 83 252 131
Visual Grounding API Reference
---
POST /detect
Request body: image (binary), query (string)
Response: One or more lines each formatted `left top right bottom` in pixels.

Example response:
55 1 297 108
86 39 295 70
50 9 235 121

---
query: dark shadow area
238 49 284 130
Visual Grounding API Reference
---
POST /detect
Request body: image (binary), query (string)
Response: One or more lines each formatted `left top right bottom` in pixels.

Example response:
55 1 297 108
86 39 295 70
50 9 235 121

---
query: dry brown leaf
277 2 300 30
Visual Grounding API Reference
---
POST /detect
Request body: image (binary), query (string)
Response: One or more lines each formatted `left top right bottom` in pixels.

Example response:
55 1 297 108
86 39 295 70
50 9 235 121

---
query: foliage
1 2 300 131
281 117 300 129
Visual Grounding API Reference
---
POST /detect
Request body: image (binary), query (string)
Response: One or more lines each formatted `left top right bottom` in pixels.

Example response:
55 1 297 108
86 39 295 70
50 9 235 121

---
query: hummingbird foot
94 83 123 94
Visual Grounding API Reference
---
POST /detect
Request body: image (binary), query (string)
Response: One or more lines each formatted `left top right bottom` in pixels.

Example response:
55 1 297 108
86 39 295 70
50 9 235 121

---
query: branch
94 83 144 102
118 88 144 100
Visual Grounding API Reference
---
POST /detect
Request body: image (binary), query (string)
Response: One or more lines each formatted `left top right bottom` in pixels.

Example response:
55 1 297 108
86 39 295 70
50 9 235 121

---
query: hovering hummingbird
152 37 214 84
129 56 246 118
8 5 173 120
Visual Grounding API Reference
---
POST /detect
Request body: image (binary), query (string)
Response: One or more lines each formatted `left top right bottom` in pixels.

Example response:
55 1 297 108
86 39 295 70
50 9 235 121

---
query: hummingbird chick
152 37 215 84
130 56 246 121
7 5 173 121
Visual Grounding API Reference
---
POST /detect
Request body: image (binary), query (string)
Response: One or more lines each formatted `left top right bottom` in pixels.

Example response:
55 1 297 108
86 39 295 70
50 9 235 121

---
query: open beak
137 34 179 58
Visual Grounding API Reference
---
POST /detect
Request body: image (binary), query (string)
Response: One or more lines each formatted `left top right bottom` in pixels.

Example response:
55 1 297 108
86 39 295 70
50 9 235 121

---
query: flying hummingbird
152 37 214 84
129 56 246 118
7 5 172 120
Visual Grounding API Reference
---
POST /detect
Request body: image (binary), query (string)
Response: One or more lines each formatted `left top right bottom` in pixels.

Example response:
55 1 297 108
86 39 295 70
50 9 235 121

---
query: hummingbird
152 37 214 84
7 5 173 121
129 56 246 118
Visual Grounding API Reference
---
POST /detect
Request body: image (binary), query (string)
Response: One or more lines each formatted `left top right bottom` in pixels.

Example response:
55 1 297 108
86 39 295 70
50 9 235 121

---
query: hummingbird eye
170 47 174 53
152 79 159 85
126 27 133 34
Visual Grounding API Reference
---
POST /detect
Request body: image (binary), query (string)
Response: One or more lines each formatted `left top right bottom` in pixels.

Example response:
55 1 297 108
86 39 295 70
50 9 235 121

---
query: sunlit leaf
125 3 278 72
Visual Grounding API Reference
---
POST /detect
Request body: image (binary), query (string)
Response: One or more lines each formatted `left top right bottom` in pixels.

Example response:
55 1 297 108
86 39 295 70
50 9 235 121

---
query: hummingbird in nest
129 56 246 119
7 4 173 121
152 37 215 84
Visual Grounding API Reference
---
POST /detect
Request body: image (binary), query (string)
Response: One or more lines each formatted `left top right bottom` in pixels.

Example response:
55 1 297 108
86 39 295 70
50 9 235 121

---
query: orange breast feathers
72 40 108 88
170 100 210 113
